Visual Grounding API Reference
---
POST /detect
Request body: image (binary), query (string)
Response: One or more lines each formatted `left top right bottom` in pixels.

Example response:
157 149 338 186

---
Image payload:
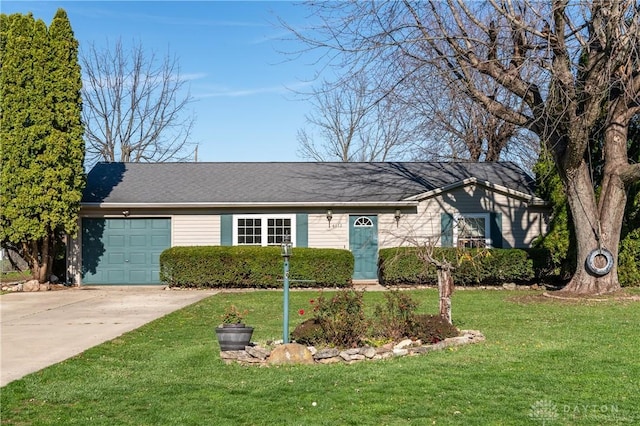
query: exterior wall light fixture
326 209 333 228
394 209 402 227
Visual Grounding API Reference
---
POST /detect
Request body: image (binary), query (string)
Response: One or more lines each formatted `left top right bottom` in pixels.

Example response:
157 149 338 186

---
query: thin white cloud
182 73 208 82
196 85 286 99
195 80 312 99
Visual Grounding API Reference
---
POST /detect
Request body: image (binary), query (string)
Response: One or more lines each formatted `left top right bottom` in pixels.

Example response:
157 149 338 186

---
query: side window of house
235 215 294 246
454 213 490 248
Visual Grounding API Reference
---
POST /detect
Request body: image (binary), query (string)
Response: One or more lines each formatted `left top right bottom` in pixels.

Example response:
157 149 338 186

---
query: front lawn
1 289 639 425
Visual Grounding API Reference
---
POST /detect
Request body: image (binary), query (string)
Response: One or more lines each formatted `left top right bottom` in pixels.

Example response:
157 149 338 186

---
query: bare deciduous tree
81 39 196 166
297 74 416 161
407 74 539 167
290 0 640 294
284 3 538 167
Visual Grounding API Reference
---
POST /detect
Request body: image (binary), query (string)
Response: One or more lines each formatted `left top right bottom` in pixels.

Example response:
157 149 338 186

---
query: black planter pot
215 323 254 351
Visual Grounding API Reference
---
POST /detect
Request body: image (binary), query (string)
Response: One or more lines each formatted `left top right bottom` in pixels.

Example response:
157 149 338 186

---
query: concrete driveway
0 286 218 387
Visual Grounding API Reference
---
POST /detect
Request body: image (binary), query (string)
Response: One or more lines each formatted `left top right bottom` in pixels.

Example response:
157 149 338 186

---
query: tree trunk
437 266 454 324
25 234 52 284
561 160 624 295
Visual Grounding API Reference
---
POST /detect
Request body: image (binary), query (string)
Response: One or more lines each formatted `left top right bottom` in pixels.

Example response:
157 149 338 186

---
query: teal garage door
81 218 171 284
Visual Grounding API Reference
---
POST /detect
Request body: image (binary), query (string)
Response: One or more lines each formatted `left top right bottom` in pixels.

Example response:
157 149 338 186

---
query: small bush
371 290 419 341
291 318 325 346
312 290 369 348
408 314 460 344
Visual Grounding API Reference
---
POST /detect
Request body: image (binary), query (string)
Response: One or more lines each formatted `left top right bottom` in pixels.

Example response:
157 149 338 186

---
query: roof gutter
80 201 420 209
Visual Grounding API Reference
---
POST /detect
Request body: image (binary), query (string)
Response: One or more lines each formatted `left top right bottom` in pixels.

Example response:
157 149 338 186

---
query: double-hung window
453 213 491 248
234 215 295 246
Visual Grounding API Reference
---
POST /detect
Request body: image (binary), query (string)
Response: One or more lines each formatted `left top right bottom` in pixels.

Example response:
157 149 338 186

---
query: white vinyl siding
307 213 349 249
173 215 220 246
378 185 547 249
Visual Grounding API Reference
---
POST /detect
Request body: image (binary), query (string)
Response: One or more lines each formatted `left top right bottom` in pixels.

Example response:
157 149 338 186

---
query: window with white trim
234 215 295 246
453 213 491 248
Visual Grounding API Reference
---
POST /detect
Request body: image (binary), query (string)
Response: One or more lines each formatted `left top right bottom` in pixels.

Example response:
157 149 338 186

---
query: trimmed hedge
619 228 640 287
378 247 536 286
160 246 353 288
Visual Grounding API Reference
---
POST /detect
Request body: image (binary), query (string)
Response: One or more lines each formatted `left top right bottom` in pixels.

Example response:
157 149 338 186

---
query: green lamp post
281 233 292 343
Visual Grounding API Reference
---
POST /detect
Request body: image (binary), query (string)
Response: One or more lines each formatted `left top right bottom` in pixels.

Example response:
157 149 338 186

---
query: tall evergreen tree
0 9 85 283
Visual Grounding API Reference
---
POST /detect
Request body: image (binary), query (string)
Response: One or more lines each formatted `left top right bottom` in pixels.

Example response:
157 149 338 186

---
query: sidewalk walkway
0 286 217 386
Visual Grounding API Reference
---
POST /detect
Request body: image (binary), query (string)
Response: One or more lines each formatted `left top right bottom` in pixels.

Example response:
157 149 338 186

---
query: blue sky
2 1 319 162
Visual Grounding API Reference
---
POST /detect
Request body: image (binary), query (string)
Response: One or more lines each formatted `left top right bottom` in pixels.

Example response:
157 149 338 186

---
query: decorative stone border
219 330 485 366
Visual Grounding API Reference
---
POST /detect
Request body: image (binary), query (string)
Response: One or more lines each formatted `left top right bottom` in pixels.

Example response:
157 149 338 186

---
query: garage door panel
107 269 125 283
108 235 125 247
151 235 170 246
129 235 147 246
129 269 148 283
109 220 126 230
129 220 149 230
151 220 170 230
82 218 171 285
108 252 125 263
129 252 147 265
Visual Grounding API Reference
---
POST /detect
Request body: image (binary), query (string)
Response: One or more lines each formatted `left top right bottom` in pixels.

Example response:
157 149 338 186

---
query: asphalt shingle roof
82 162 537 205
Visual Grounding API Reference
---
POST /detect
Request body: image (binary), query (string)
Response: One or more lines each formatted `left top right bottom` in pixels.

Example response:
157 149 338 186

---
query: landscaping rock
394 339 413 349
339 351 352 361
392 348 409 356
375 351 395 360
2 283 23 292
317 356 341 364
408 346 431 355
23 280 42 292
314 348 340 360
362 347 377 359
338 351 367 362
219 350 255 364
268 343 314 365
246 345 270 360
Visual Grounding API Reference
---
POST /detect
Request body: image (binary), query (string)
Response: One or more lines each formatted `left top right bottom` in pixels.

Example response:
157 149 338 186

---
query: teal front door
349 215 378 280
82 218 171 284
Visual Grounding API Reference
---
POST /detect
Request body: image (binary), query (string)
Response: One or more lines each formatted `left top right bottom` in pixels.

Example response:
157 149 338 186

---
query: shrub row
619 228 640 287
378 247 538 286
160 246 353 288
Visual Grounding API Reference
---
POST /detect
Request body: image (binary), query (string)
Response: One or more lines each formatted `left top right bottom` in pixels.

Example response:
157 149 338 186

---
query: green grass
2 289 639 425
0 270 31 283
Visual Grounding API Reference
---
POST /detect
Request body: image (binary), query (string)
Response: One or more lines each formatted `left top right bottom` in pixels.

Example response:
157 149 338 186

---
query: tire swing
585 248 614 276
